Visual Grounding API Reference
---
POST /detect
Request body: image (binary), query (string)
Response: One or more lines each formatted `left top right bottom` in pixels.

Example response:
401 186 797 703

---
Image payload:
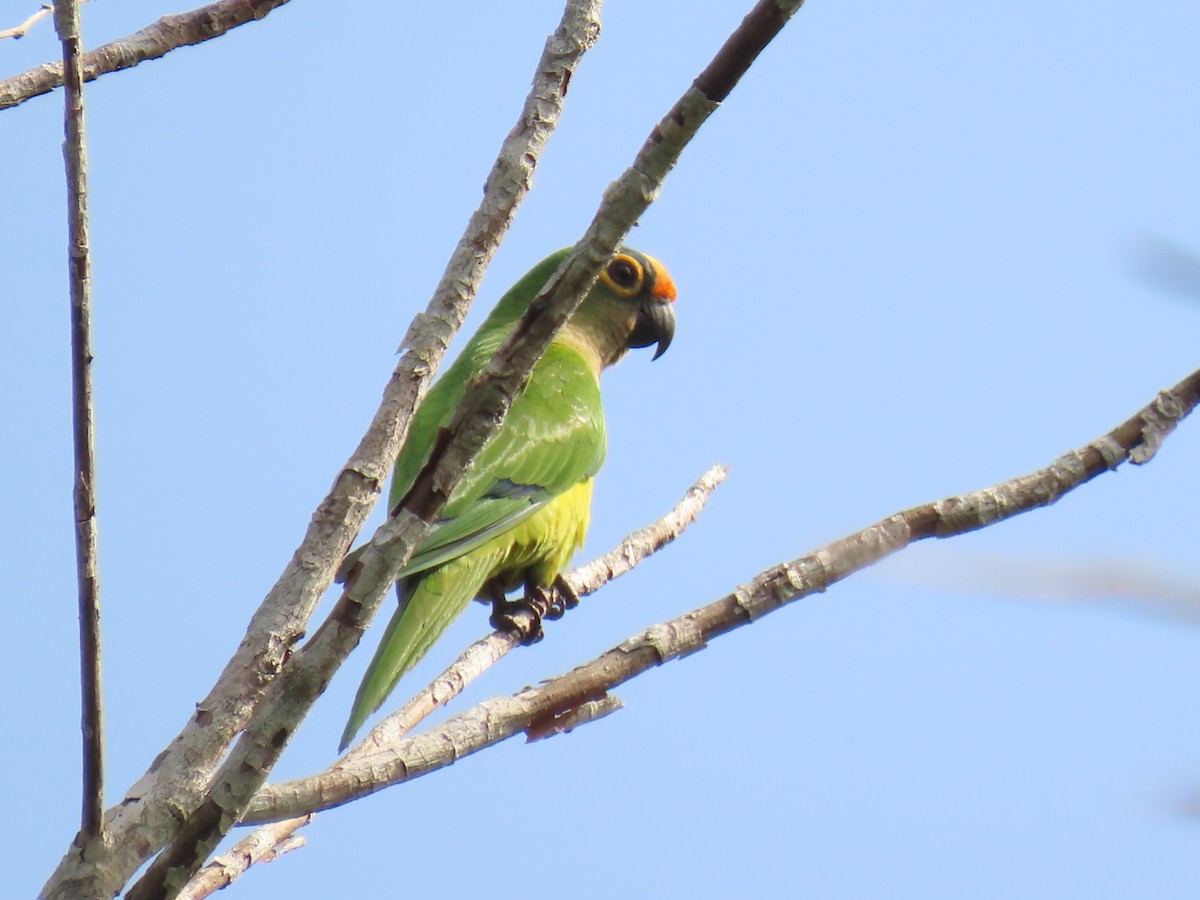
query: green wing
391 339 606 577
339 340 606 749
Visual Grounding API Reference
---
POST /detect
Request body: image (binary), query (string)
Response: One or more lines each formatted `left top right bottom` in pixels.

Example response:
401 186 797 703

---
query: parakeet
338 247 677 750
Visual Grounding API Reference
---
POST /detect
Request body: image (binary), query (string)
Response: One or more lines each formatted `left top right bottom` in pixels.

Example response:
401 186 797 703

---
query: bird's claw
528 577 581 622
489 597 545 645
543 575 580 620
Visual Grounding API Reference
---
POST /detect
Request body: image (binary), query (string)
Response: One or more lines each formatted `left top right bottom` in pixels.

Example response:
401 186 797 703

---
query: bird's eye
608 260 638 287
601 255 643 296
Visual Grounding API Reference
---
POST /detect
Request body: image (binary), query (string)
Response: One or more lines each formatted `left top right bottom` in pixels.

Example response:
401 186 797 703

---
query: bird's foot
488 577 579 644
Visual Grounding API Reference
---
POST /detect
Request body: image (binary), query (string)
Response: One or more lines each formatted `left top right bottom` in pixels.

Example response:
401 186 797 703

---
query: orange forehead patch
643 253 677 302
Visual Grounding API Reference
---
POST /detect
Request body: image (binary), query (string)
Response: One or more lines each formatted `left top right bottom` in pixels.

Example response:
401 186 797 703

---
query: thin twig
54 0 103 841
242 366 1200 822
176 815 313 900
0 3 52 40
1 0 293 110
564 464 730 595
339 464 728 762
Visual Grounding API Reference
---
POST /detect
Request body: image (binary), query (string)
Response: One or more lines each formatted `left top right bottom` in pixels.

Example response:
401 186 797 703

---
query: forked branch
1 4 52 40
1 0 293 109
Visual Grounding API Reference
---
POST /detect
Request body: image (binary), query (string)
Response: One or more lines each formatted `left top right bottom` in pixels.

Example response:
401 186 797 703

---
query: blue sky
6 2 1200 897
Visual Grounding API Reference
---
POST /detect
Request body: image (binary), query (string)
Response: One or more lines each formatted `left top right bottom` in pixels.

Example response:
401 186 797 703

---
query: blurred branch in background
878 552 1200 625
1130 234 1200 304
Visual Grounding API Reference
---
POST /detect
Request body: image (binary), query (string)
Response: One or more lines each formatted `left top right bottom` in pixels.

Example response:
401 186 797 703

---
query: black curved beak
628 298 676 360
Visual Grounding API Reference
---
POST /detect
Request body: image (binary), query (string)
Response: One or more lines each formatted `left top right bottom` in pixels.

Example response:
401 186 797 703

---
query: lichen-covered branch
1 0 292 110
241 367 1200 822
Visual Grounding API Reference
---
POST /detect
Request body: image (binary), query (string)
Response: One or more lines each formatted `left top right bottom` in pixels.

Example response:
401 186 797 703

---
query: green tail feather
339 553 493 751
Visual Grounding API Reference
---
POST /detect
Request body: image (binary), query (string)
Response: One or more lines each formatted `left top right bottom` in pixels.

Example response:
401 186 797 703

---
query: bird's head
571 247 677 370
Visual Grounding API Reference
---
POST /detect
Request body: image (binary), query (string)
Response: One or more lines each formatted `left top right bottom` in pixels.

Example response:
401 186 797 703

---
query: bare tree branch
42 4 602 898
0 0 292 110
1 3 52 40
241 366 1200 822
125 3 804 895
564 464 730 596
176 815 312 900
53 0 103 841
339 464 728 762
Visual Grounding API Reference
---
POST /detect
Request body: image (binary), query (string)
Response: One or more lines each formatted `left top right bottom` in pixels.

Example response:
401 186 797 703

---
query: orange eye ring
600 253 644 297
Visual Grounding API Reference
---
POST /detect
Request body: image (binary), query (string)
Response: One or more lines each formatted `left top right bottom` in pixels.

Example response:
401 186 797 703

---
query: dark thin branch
243 366 1200 822
54 0 103 841
694 0 797 101
128 3 805 894
0 0 292 110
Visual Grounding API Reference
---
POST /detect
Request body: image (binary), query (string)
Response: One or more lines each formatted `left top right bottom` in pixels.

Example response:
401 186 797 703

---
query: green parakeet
339 247 677 750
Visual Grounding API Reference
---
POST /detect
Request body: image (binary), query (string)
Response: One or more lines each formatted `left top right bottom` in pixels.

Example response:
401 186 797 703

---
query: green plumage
340 247 677 750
